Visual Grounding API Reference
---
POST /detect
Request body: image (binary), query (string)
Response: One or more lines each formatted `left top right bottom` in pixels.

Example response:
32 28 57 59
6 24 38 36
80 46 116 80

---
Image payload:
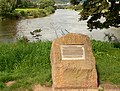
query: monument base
52 88 98 91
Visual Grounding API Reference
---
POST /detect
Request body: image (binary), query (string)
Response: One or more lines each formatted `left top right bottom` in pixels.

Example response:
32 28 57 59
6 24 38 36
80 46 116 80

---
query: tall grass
0 41 52 90
0 40 120 90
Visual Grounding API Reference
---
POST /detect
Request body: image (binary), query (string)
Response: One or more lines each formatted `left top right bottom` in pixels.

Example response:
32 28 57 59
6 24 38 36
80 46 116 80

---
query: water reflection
0 19 18 42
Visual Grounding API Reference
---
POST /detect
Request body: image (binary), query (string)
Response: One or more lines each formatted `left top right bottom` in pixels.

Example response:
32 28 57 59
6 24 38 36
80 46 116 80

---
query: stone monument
50 33 98 91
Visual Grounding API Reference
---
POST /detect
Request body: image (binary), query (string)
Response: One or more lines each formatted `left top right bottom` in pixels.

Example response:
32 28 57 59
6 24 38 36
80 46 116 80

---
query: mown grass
0 40 120 90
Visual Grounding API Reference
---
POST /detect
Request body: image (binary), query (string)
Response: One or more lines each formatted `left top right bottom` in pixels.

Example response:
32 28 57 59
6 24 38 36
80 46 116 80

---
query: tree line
0 0 55 19
0 0 119 30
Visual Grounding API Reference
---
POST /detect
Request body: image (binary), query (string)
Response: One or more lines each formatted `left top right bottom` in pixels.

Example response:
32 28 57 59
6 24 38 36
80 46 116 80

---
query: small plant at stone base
30 28 42 41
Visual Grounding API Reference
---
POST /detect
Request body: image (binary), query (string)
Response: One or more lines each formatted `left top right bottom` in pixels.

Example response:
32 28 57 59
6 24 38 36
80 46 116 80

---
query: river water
0 9 120 42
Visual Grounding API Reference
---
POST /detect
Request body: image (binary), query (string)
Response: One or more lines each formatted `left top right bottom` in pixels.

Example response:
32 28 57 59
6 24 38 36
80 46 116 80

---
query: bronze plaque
61 45 85 60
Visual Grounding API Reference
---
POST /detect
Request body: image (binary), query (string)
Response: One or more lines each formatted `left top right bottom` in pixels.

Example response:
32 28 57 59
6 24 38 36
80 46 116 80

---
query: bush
11 11 22 19
65 4 83 11
73 4 82 11
38 9 47 17
65 5 74 9
16 9 47 18
44 6 55 15
28 10 40 18
19 11 28 18
32 11 40 18
38 0 55 9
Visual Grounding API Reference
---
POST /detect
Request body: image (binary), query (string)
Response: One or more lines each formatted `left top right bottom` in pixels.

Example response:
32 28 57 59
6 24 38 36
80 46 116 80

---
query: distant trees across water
0 0 55 19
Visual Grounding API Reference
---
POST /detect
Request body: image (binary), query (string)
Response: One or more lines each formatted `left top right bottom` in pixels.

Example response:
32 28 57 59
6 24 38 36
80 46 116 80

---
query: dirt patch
5 81 16 87
4 83 119 91
32 84 120 91
32 84 52 91
100 83 120 91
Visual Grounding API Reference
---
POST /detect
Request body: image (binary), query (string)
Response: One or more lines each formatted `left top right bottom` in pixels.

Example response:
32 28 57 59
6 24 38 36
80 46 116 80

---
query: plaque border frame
61 44 85 60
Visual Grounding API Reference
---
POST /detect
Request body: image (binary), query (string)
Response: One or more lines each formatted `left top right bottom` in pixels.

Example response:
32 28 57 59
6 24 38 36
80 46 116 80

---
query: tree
0 0 17 18
79 0 120 31
70 0 80 5
38 0 55 9
16 0 35 8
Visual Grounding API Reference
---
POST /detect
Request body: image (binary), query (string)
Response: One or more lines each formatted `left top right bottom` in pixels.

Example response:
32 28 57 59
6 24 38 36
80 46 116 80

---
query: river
0 9 120 42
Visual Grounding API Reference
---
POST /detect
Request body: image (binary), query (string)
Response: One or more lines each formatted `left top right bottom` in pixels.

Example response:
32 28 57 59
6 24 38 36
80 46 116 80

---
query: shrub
65 4 82 11
11 11 22 19
38 9 47 17
19 11 28 18
73 4 82 11
29 10 40 18
38 0 55 9
44 6 55 15
65 5 74 9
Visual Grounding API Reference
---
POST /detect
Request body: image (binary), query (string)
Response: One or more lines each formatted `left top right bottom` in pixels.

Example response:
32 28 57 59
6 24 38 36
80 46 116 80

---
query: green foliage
80 0 120 31
0 41 52 90
65 5 75 9
0 41 120 90
92 40 120 84
74 4 82 11
31 10 40 18
70 0 80 5
0 0 16 18
11 10 22 19
38 9 47 17
38 0 55 9
0 0 55 19
0 82 5 88
16 0 36 8
65 4 82 11
15 8 47 18
19 10 28 18
45 6 55 14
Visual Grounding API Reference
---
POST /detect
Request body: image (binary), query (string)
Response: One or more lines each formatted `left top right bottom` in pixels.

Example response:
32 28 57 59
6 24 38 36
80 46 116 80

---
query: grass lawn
15 8 40 12
92 41 120 84
0 41 120 90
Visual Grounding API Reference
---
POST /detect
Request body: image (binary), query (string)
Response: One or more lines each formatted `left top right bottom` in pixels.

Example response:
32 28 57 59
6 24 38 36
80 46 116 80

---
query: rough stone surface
50 33 98 90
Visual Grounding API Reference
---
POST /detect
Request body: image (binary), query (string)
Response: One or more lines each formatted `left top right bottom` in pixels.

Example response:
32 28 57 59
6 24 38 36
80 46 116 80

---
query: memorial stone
50 33 98 91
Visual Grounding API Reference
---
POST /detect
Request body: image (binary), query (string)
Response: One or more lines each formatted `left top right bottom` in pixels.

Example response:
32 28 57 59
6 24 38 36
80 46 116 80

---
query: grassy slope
0 41 120 90
0 41 52 90
92 41 120 84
